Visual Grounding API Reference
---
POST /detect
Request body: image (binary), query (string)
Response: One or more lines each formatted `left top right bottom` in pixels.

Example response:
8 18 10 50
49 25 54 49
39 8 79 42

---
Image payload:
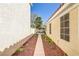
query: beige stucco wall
78 7 79 53
46 4 79 56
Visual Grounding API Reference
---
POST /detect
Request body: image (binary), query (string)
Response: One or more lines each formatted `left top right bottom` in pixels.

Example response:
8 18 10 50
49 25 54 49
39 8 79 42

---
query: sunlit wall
0 3 32 51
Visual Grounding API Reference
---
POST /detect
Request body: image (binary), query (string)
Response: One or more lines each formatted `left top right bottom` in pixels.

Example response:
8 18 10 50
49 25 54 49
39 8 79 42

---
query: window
49 23 51 34
60 13 70 41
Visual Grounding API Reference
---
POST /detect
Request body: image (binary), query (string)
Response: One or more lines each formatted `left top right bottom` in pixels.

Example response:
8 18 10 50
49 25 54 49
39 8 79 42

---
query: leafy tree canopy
34 16 42 29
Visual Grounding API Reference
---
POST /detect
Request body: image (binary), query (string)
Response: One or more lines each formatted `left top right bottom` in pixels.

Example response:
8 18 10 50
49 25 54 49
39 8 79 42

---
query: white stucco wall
30 28 35 34
0 3 32 51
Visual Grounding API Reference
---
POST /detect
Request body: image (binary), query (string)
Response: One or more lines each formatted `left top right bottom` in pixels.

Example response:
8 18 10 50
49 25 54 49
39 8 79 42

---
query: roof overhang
47 3 73 23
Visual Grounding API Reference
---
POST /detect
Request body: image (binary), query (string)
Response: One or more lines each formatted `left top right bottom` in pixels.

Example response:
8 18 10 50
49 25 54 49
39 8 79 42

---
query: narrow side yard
13 34 38 56
42 34 67 56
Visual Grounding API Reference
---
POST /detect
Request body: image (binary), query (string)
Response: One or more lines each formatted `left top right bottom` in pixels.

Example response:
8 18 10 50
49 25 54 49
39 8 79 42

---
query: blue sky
31 3 61 23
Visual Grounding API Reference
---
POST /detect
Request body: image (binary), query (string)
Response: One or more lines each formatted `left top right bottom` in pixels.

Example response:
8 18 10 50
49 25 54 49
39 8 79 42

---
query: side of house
0 3 33 52
46 4 79 55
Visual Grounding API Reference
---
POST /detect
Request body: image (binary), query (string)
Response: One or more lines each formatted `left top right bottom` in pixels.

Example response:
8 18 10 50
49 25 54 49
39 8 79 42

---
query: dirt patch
42 34 67 56
13 34 38 56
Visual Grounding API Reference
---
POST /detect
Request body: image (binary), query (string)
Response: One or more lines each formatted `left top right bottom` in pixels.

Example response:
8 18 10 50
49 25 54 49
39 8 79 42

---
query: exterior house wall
78 6 79 53
0 4 32 52
46 4 79 55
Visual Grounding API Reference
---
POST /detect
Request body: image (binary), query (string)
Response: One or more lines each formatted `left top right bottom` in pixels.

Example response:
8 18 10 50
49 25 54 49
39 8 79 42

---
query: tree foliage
34 16 42 29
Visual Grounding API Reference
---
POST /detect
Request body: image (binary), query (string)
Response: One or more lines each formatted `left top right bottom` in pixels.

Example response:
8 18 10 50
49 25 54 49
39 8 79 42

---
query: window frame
60 13 70 42
49 23 51 34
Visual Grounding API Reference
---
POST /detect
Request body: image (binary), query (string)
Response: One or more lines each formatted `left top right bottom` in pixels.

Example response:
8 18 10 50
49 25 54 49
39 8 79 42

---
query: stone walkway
34 34 45 56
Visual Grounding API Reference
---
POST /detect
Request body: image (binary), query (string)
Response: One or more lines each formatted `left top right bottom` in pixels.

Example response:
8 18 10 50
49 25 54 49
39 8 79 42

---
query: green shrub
42 34 54 44
16 48 24 52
